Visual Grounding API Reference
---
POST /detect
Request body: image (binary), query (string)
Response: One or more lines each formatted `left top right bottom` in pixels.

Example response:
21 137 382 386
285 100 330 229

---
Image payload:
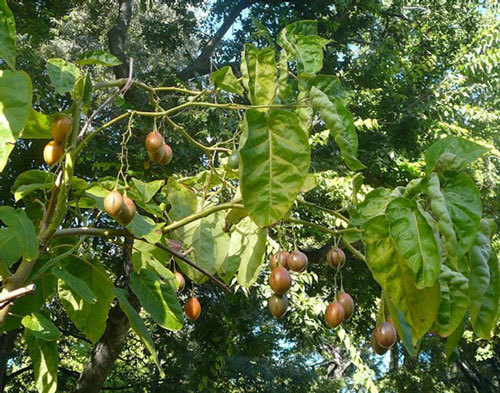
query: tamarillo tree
0 3 498 391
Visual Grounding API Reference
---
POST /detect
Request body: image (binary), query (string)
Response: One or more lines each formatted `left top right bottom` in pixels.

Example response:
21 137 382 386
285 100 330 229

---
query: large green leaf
0 69 32 171
386 198 440 288
219 217 267 286
277 20 318 57
445 315 467 362
468 219 492 325
46 58 82 95
239 109 310 227
277 50 295 104
362 215 440 342
58 256 114 343
22 312 61 341
166 177 198 220
310 86 365 170
427 173 458 268
240 44 277 106
425 136 489 173
0 228 21 268
0 206 38 261
293 35 330 74
20 108 57 139
129 269 183 331
211 65 244 96
0 0 16 70
14 170 87 201
76 50 122 66
177 210 228 283
434 265 469 337
442 173 482 256
131 178 164 204
473 251 500 339
25 331 59 393
386 299 420 357
114 287 164 376
52 266 96 304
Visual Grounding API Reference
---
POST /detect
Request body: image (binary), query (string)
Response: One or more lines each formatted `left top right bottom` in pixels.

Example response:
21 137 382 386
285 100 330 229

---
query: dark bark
107 0 132 80
390 344 399 370
0 329 20 392
72 238 138 393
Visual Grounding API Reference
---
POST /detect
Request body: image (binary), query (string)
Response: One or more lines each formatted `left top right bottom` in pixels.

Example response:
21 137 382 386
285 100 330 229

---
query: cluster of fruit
43 117 72 166
145 131 172 164
103 190 137 226
371 319 397 355
268 250 309 318
172 272 202 322
324 247 355 328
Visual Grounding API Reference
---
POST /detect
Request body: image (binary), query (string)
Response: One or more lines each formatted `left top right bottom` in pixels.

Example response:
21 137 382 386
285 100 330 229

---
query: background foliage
0 0 499 392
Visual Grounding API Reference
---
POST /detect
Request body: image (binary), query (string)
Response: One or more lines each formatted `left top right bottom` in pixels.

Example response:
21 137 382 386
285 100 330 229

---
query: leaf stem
296 198 349 223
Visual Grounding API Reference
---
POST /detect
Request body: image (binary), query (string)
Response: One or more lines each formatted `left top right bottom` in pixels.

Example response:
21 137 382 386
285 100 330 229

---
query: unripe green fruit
228 152 239 169
268 294 288 318
269 266 292 295
103 191 124 217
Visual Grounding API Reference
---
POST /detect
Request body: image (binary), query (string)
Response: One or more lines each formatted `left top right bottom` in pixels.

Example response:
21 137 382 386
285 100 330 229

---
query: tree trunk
72 238 137 393
0 329 19 392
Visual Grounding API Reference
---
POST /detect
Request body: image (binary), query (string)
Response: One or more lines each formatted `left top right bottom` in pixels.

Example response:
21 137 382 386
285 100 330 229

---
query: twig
296 198 349 223
78 58 135 139
153 242 232 295
0 284 36 305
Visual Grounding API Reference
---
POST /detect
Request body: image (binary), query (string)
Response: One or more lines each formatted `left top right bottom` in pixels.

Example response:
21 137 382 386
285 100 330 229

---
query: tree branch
179 0 259 79
0 284 36 306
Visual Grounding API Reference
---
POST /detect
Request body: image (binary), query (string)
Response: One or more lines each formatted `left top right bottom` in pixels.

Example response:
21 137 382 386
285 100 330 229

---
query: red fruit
371 332 389 355
270 251 290 270
327 247 345 269
159 143 173 165
174 272 185 292
147 145 166 163
337 291 354 319
43 141 64 166
145 131 164 152
288 250 308 272
269 267 292 295
51 117 72 142
325 302 345 328
116 196 136 225
268 294 288 318
185 297 201 321
103 191 124 217
374 322 397 348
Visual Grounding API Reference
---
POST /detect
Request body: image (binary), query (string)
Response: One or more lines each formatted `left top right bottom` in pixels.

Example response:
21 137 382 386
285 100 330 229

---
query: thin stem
285 217 365 262
153 242 231 295
52 227 231 294
133 101 310 117
296 198 349 223
75 112 130 156
162 202 244 233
